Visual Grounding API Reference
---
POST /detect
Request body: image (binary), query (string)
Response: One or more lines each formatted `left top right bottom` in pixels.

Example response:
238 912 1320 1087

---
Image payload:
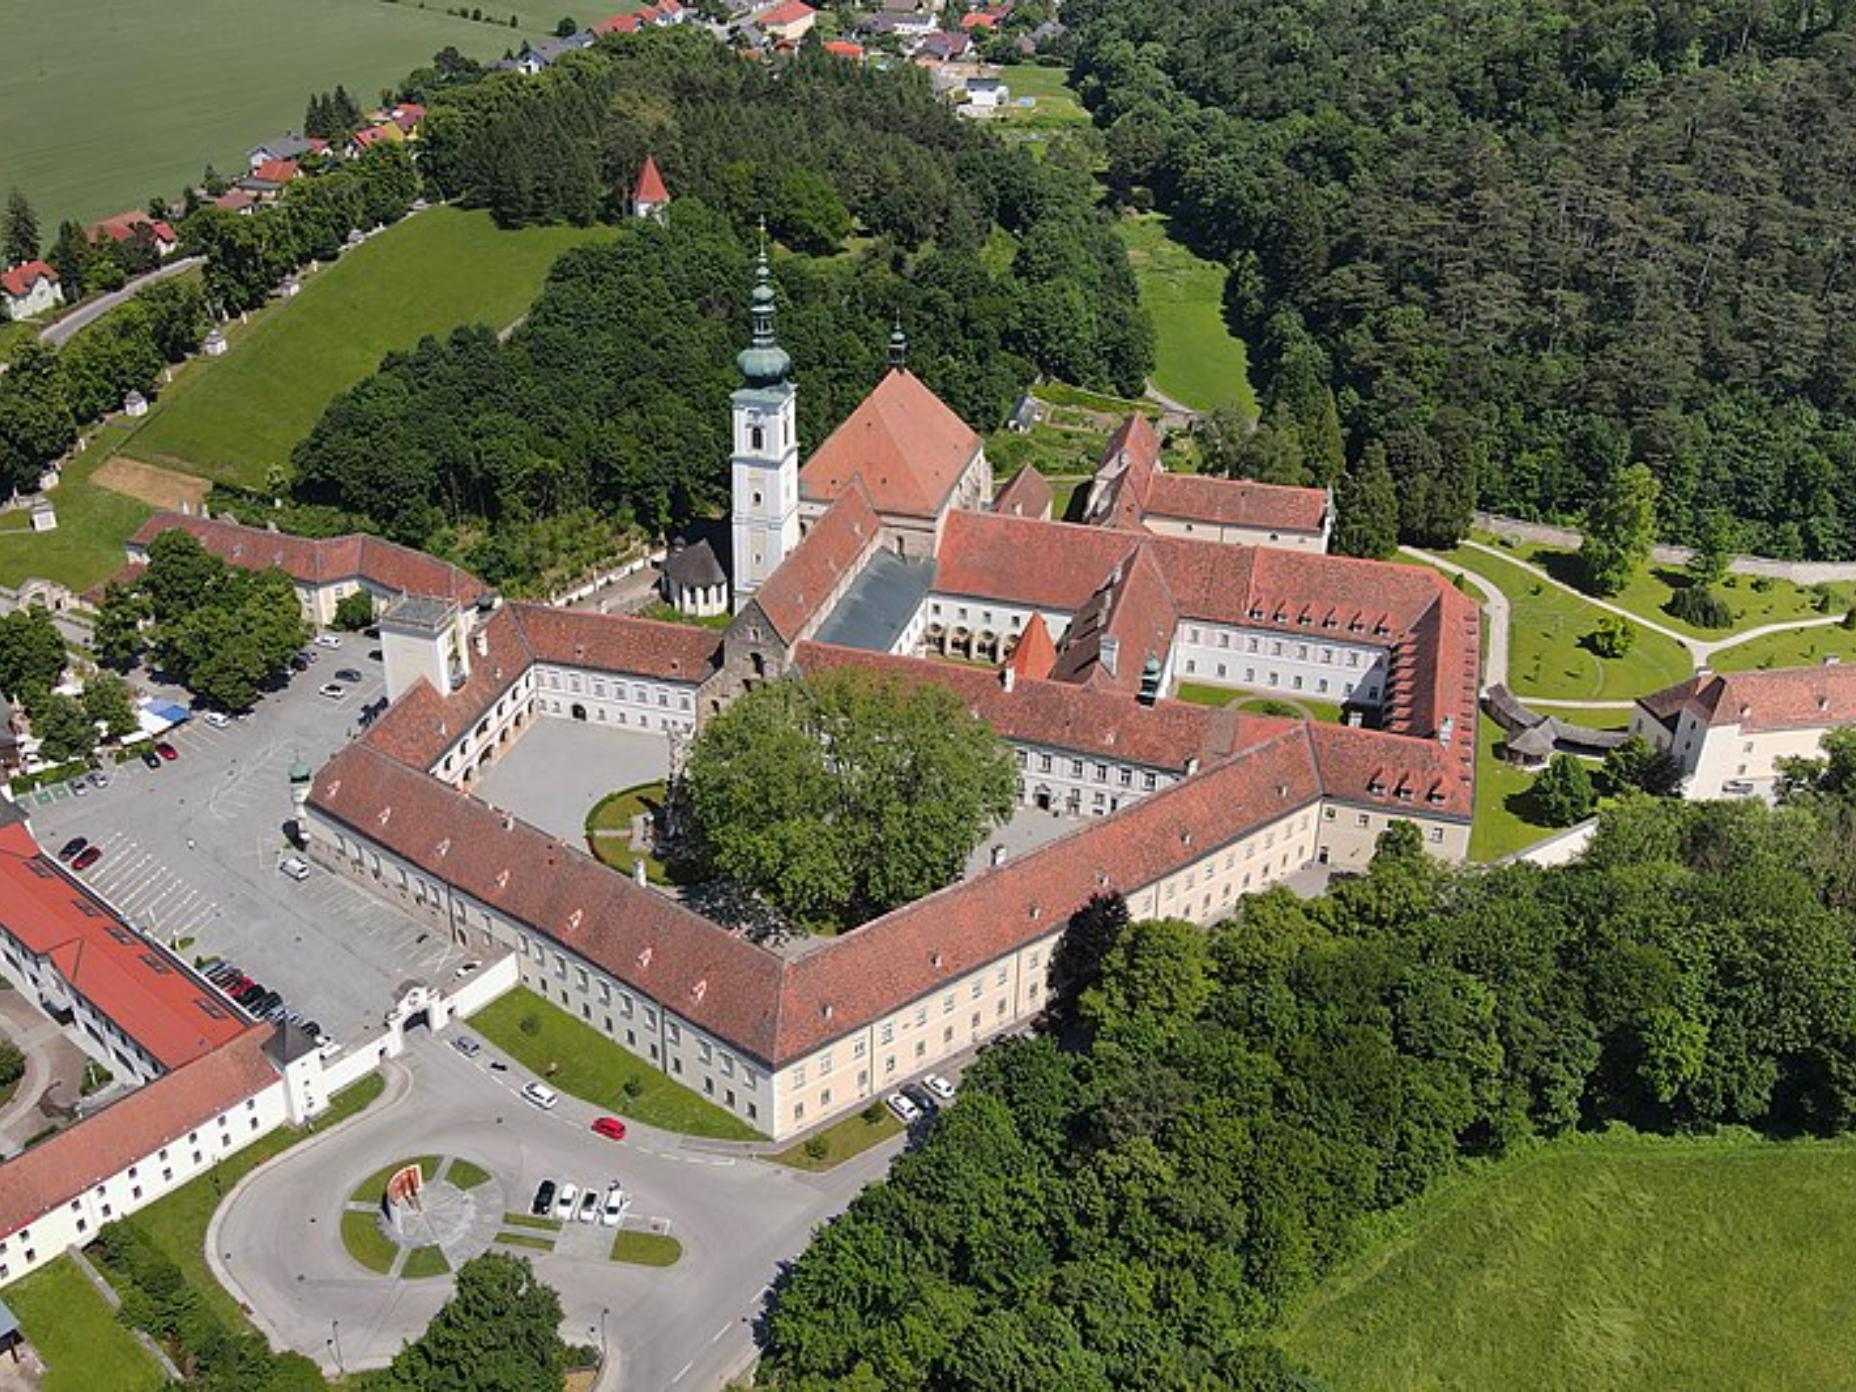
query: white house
1632 663 1856 798
0 262 62 322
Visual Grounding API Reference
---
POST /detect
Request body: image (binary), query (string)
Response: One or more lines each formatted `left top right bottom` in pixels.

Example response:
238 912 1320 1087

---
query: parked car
313 633 343 649
252 990 283 1016
1722 778 1756 795
453 959 482 979
591 1116 627 1141
71 846 103 871
203 711 230 729
885 1092 921 1125
600 1183 627 1227
317 682 347 700
577 1189 600 1223
236 983 267 1007
333 668 363 683
278 855 311 881
522 1081 559 1110
902 1083 938 1115
553 1182 578 1220
924 1074 956 1103
154 741 178 761
139 748 162 770
303 1021 324 1043
197 956 223 974
532 1180 557 1217
56 837 87 861
67 779 86 797
290 654 312 673
450 1034 482 1059
87 770 110 789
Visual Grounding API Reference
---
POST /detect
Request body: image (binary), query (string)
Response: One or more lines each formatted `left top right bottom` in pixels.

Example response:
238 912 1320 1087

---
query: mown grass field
469 987 763 1140
1428 543 1693 702
0 423 154 592
1280 1129 1856 1391
767 1106 901 1171
1712 623 1856 672
8 1256 164 1392
1114 212 1257 418
0 0 563 231
1470 712 1562 862
121 207 615 488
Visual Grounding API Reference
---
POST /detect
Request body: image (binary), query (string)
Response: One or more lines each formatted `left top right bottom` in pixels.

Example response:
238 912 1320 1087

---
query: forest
756 745 1856 1390
1067 0 1856 558
285 32 1150 590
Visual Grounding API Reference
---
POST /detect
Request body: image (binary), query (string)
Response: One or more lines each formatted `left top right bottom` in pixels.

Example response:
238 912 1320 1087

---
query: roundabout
339 1153 504 1280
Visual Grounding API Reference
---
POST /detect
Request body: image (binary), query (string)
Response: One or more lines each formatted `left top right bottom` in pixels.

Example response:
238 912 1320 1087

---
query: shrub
333 590 374 631
1669 584 1733 629
1586 615 1635 658
1843 607 1856 631
862 1101 886 1125
518 1011 541 1037
1751 575 1773 592
803 1136 829 1161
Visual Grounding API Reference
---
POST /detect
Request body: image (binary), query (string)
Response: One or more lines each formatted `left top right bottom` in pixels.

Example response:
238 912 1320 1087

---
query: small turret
887 316 907 372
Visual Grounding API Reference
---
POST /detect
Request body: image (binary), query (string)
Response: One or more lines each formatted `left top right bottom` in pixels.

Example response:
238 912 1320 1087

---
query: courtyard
472 718 670 848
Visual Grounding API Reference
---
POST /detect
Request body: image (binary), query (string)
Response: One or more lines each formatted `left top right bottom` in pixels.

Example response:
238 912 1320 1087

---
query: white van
522 1081 559 1110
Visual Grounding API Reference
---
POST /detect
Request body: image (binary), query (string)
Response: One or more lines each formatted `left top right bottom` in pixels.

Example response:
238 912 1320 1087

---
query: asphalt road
21 645 472 1044
39 257 204 347
214 1032 903 1391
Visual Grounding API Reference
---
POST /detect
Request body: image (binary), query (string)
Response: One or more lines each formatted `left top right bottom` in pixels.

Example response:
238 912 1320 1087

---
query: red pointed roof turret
1007 613 1057 682
634 155 670 207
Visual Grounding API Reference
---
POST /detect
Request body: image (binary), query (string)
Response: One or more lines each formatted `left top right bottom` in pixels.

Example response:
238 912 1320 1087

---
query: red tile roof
594 11 644 31
1049 543 1178 694
1144 473 1328 535
1306 721 1472 819
510 603 718 683
391 103 426 132
749 481 880 642
757 0 815 24
0 824 251 1069
249 158 301 184
310 744 790 1059
89 212 176 246
349 127 395 151
0 1026 278 1243
129 514 485 606
992 467 1052 520
1007 612 1055 681
1638 664 1856 735
822 38 865 56
633 155 670 205
212 188 257 213
0 261 57 299
800 369 982 519
936 511 1142 611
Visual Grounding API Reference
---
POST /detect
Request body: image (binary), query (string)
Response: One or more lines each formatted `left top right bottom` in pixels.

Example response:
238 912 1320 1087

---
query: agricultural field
1280 1129 1856 1391
0 0 572 232
1114 213 1257 418
120 206 616 488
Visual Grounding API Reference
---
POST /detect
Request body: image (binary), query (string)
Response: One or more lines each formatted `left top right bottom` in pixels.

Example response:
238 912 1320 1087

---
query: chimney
1137 654 1161 706
1002 665 1016 693
1184 755 1199 776
990 844 1006 868
1438 714 1456 747
474 628 488 658
1100 635 1120 678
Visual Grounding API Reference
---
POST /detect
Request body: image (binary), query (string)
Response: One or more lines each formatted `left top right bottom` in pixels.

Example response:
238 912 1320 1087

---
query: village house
1632 663 1856 798
0 261 62 321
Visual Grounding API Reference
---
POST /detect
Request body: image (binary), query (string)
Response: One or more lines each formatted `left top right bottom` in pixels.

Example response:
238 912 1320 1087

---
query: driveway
39 257 204 347
214 1033 901 1391
22 651 473 1046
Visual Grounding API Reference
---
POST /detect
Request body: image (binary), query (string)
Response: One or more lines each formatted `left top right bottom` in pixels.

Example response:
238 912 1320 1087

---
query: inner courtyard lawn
469 987 762 1140
1113 212 1258 418
1469 713 1561 862
1280 1129 1856 1391
7 1256 164 1392
1431 544 1692 701
120 207 617 488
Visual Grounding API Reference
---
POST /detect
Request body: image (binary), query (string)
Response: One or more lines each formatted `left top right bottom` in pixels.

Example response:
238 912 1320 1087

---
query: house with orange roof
88 211 178 258
0 261 61 322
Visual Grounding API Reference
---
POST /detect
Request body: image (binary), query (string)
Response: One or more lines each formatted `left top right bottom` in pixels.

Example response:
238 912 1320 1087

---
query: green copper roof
737 242 791 387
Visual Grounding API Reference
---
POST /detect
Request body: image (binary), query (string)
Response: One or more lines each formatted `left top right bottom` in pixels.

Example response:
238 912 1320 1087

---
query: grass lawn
8 1256 164 1392
1 0 566 231
349 1154 443 1203
1483 536 1856 641
402 1245 450 1279
1114 212 1257 418
469 987 763 1141
497 1232 556 1252
1430 544 1693 701
1279 1128 1856 1390
120 207 616 488
584 782 669 882
610 1230 683 1266
1469 714 1561 862
112 1071 384 1330
1711 623 1856 673
503 1211 563 1232
0 424 154 592
987 422 1113 480
447 1157 493 1190
1174 683 1346 724
340 1209 399 1274
638 600 732 630
993 64 1093 156
767 1107 902 1171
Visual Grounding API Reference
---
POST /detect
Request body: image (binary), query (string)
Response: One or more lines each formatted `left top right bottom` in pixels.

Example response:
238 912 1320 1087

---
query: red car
591 1116 627 1141
154 741 178 761
71 846 103 871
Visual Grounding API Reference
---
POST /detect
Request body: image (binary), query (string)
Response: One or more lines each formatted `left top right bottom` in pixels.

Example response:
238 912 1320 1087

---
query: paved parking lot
472 719 669 845
24 646 473 1048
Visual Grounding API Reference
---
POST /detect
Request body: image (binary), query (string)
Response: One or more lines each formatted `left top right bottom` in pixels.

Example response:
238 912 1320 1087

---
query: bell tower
729 234 799 611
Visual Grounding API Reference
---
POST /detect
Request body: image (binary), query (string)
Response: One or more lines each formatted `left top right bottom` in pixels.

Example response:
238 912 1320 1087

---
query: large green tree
375 1253 572 1392
1580 463 1659 596
0 605 67 706
1333 441 1399 558
679 668 1016 930
33 691 96 763
3 189 38 268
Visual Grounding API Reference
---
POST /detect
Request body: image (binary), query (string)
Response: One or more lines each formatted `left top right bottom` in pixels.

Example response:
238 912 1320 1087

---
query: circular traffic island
339 1154 504 1279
